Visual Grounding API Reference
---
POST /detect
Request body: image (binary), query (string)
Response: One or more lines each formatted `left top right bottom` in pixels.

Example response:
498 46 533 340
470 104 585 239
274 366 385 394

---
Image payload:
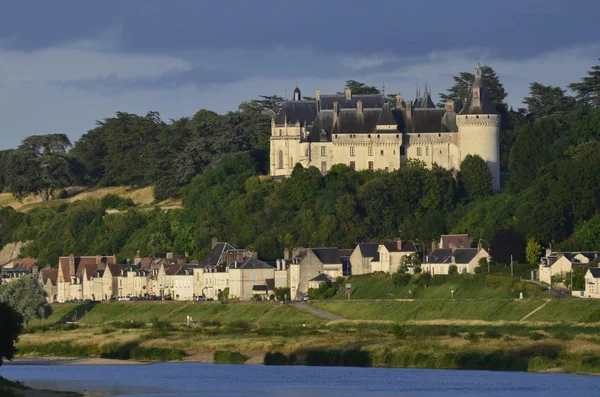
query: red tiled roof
440 234 470 249
58 255 117 282
40 269 58 286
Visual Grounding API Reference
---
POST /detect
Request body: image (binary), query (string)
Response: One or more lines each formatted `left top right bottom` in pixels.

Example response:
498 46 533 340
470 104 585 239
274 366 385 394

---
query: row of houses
1 234 490 302
537 249 600 298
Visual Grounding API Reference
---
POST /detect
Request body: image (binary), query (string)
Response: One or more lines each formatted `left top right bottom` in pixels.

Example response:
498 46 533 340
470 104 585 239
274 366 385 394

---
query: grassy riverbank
15 300 600 374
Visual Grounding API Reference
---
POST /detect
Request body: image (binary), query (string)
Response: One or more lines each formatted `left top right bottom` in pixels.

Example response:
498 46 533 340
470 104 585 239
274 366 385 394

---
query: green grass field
526 300 600 323
31 302 321 327
335 273 546 300
312 300 545 322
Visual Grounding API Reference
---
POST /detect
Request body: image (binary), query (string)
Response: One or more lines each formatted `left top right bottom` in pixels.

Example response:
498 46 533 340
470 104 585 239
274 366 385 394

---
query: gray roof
311 248 342 264
239 257 274 270
383 240 417 253
376 104 398 126
198 242 236 268
426 248 480 264
309 273 332 282
358 243 379 258
332 109 381 134
441 111 458 132
307 111 334 142
412 109 447 133
276 101 319 126
588 268 600 278
414 90 436 109
459 78 498 115
319 94 385 110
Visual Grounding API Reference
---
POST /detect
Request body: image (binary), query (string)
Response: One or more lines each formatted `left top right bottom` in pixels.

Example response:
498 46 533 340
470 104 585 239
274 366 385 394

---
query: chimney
396 239 402 251
284 248 290 260
431 240 438 253
316 89 321 102
276 259 281 271
96 254 101 265
69 254 75 276
545 247 552 257
406 100 412 119
166 252 173 259
477 239 482 252
212 237 218 248
236 251 244 262
357 100 363 114
395 94 403 109
345 88 351 100
446 99 455 112
472 86 481 108
134 251 141 266
333 101 339 126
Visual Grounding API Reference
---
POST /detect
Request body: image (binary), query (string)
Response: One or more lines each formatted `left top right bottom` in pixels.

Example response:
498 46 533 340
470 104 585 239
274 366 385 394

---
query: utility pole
510 255 513 277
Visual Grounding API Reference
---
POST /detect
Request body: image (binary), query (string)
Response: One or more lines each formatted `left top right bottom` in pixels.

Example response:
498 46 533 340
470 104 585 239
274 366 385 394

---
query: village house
422 241 489 275
38 267 58 302
348 243 379 275
369 239 419 274
584 268 600 299
539 250 600 285
0 257 39 284
56 254 117 302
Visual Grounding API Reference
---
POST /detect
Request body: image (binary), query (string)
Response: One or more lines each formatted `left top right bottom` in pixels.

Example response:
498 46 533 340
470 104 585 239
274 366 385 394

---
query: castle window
368 161 374 170
380 150 384 155
393 150 396 155
321 161 327 175
279 129 282 136
425 146 429 156
368 134 371 138
349 161 355 170
278 150 284 169
417 147 422 156
321 146 326 156
350 147 355 157
368 146 373 156
438 133 441 137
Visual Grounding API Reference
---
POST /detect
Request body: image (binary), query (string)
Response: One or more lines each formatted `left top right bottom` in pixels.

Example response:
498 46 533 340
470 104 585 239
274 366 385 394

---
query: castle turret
293 86 301 101
456 59 501 191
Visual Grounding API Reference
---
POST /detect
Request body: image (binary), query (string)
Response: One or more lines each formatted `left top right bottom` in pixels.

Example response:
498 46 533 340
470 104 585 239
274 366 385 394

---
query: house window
349 161 355 170
350 147 355 156
368 146 373 156
425 146 429 156
279 129 282 136
417 147 422 156
278 150 284 169
380 150 384 155
321 146 326 156
368 161 374 170
321 161 327 174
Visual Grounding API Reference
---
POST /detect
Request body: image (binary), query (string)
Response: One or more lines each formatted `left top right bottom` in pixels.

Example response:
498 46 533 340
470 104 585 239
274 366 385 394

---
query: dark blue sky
0 0 598 148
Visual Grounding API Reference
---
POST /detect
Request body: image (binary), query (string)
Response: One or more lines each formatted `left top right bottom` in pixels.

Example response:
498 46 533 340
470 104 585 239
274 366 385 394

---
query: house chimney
212 237 218 248
236 251 244 262
446 99 455 112
406 100 412 119
449 242 457 252
96 254 101 265
357 99 363 114
134 251 141 266
477 239 482 252
396 239 402 251
316 89 321 102
431 240 438 253
284 248 290 260
276 259 281 271
395 94 403 109
345 88 351 100
333 101 339 126
166 252 173 259
472 86 481 108
69 254 75 276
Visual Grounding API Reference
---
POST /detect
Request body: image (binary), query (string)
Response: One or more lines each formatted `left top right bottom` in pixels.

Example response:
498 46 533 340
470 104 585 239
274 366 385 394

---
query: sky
0 0 599 150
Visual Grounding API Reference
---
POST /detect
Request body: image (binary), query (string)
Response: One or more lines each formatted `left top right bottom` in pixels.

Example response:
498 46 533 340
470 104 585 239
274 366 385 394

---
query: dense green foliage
0 277 52 325
0 302 23 366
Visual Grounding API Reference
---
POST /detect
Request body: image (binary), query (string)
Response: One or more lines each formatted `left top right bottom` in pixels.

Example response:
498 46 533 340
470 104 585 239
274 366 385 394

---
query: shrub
214 350 248 364
528 331 546 341
229 320 251 331
392 272 411 287
264 352 289 365
484 330 502 339
448 265 458 275
131 347 185 361
391 325 407 340
465 332 480 343
150 317 173 330
305 349 371 367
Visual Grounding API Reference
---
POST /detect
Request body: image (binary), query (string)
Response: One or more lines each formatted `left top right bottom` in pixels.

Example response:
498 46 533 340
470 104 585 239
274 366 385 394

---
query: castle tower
456 59 501 190
293 86 301 101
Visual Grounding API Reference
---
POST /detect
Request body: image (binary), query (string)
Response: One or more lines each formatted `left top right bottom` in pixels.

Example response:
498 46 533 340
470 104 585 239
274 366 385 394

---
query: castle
269 60 500 190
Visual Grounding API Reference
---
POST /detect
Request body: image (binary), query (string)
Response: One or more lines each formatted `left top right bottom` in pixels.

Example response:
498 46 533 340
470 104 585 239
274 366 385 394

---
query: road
289 302 347 321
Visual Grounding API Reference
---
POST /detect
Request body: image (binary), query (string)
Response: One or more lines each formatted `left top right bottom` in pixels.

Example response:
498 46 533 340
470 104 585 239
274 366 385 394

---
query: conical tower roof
458 60 498 115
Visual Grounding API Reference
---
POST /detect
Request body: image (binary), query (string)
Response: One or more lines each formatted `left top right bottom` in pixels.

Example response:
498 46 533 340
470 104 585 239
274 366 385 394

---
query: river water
1 363 599 397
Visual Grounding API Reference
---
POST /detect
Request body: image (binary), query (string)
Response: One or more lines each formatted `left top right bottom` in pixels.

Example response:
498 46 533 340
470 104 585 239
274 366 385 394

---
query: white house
422 247 489 275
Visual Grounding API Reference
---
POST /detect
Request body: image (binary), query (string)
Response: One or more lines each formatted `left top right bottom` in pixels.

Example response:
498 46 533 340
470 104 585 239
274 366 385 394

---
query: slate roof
459 77 498 115
106 263 127 277
311 248 342 264
414 90 436 109
383 240 417 253
412 109 447 133
440 234 471 249
332 109 382 134
358 243 379 258
426 248 480 264
441 110 458 132
198 243 236 268
588 268 600 278
307 111 334 142
276 101 319 126
319 94 385 110
238 257 274 270
309 273 332 282
376 104 398 126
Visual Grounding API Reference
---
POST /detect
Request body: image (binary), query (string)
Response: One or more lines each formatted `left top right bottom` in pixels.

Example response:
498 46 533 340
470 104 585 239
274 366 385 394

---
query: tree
569 60 600 108
6 134 78 201
448 265 458 275
340 80 380 95
458 155 492 201
490 228 526 264
399 252 421 272
0 277 52 325
439 66 508 114
523 82 575 119
255 95 286 115
0 302 22 366
525 237 542 265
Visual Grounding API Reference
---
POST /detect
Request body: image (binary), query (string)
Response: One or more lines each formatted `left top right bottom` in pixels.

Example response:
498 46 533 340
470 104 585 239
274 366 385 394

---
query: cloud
0 35 598 151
